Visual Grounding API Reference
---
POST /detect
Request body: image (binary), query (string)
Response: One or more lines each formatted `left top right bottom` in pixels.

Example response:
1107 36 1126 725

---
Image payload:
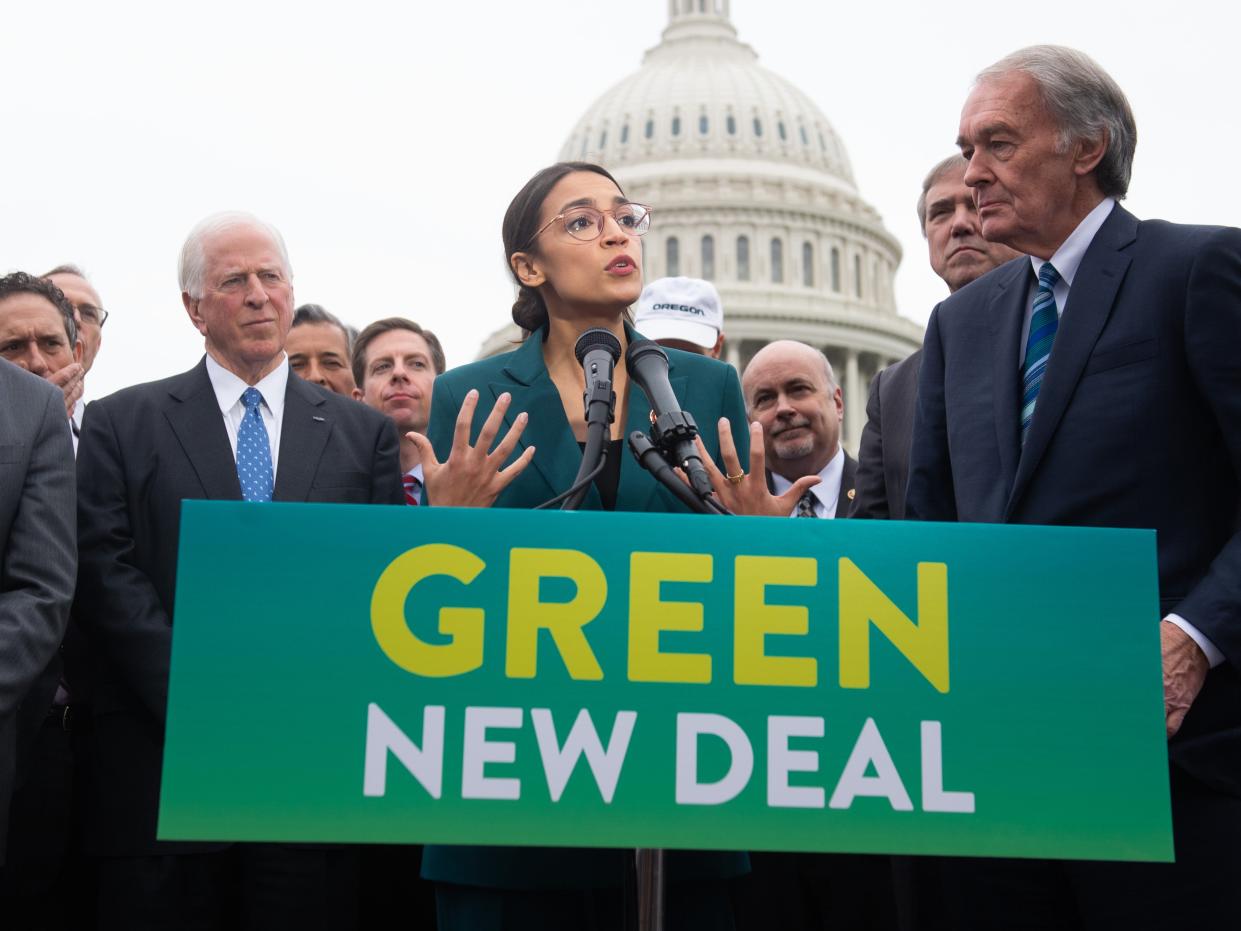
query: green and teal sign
160 501 1172 861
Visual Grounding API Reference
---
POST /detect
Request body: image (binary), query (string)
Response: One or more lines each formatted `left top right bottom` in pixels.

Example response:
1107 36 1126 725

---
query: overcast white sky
3 0 1236 401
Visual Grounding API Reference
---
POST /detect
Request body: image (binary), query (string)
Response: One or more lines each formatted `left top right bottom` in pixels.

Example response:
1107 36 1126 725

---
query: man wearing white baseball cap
634 276 725 358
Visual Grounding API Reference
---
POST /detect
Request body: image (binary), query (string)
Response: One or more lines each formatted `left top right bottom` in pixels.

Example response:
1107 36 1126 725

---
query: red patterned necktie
403 473 422 506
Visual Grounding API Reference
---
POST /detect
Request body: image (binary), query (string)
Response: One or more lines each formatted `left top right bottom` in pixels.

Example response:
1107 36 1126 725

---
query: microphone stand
535 328 622 512
623 345 734 931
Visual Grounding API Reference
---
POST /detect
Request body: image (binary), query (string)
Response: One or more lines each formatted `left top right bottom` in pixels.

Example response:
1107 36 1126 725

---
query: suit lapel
835 454 857 518
494 329 576 504
273 376 332 502
1007 206 1137 516
164 359 242 500
989 260 1030 499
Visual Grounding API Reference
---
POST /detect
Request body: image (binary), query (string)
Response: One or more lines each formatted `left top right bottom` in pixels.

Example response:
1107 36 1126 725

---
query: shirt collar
204 352 289 419
405 463 424 484
1028 197 1115 286
769 446 845 513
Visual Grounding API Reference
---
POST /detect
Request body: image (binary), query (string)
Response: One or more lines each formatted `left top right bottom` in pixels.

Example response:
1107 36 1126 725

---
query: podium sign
160 501 1172 861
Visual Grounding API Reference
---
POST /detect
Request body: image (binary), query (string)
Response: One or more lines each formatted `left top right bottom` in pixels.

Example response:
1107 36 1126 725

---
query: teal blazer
426 323 749 513
422 324 749 890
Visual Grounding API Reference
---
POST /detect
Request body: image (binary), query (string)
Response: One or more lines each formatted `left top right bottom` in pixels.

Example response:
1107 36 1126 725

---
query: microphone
625 338 715 500
575 328 622 427
554 328 623 511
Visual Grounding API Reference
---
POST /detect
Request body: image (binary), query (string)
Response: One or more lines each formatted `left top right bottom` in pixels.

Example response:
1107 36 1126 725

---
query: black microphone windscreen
574 327 623 366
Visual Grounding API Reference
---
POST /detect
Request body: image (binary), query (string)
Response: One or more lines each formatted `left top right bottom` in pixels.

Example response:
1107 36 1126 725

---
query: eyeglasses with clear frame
527 203 653 248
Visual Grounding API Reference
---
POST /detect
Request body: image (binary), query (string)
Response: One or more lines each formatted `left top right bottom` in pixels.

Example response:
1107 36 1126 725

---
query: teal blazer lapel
273 375 333 502
494 328 586 505
163 359 242 500
1008 206 1137 516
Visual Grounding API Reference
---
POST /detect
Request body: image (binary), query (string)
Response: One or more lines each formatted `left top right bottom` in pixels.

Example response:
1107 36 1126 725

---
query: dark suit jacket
422 325 750 890
766 452 857 518
0 361 76 859
74 358 403 856
906 205 1241 794
851 351 920 521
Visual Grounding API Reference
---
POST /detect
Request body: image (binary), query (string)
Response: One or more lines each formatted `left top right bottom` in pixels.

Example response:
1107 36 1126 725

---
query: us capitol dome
478 0 924 451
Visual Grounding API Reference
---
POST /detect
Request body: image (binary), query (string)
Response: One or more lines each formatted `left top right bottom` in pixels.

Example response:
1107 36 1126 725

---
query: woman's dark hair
503 161 624 336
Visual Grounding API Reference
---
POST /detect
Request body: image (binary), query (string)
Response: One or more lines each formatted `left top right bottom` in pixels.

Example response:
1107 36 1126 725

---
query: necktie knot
242 387 265 412
1037 261 1060 291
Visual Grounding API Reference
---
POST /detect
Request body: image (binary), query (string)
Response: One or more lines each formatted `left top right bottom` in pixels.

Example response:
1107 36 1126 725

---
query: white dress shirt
770 446 844 519
1016 199 1222 667
1019 197 1116 364
204 353 289 479
71 398 84 456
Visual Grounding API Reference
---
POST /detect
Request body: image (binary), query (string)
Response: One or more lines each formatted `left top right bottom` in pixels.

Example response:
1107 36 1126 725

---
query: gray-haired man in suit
0 358 76 860
76 211 403 929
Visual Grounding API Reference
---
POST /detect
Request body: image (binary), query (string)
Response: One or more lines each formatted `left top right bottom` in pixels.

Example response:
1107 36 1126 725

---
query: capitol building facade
479 0 924 452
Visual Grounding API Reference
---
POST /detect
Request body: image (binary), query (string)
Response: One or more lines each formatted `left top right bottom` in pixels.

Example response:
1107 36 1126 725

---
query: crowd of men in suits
1 42 1239 930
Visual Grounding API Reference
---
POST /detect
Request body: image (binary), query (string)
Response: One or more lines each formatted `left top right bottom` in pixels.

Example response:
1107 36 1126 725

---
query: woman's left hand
693 417 820 517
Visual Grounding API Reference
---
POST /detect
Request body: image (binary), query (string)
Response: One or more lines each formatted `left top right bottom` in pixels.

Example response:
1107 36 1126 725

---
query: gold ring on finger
725 472 745 485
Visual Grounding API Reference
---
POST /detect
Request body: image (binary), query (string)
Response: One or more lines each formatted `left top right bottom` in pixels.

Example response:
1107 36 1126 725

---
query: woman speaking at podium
409 162 816 930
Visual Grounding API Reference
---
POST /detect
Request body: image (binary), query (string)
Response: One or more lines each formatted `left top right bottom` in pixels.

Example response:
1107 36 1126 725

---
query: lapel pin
312 415 325 422
847 488 855 500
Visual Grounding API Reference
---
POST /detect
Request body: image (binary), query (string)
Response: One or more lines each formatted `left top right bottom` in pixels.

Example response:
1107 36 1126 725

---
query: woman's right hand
406 389 536 507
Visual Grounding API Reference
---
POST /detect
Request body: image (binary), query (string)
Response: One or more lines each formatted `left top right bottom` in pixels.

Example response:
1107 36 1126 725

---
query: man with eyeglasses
43 265 107 438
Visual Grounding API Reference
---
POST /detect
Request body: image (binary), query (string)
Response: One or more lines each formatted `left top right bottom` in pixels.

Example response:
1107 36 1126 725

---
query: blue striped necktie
1021 262 1061 444
236 387 274 502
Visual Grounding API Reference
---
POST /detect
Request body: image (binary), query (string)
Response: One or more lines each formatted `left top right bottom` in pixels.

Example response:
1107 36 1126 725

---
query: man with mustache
852 154 1019 520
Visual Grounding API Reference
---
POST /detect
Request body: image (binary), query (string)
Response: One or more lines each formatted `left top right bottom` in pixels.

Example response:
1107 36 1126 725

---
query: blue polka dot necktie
236 387 274 502
1021 262 1061 445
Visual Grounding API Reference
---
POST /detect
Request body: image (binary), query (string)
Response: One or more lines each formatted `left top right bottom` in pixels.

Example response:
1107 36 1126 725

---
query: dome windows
666 237 680 277
802 242 814 287
645 118 655 139
770 238 783 283
672 114 682 136
621 124 629 144
854 253 863 298
727 114 737 135
778 121 787 141
800 125 809 146
753 117 763 137
831 247 841 292
699 114 709 135
736 236 750 281
701 235 715 280
599 129 608 149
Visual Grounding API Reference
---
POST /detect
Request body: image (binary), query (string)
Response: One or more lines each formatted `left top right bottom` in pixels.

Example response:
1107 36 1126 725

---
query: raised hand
406 389 535 508
49 361 85 419
693 417 820 517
